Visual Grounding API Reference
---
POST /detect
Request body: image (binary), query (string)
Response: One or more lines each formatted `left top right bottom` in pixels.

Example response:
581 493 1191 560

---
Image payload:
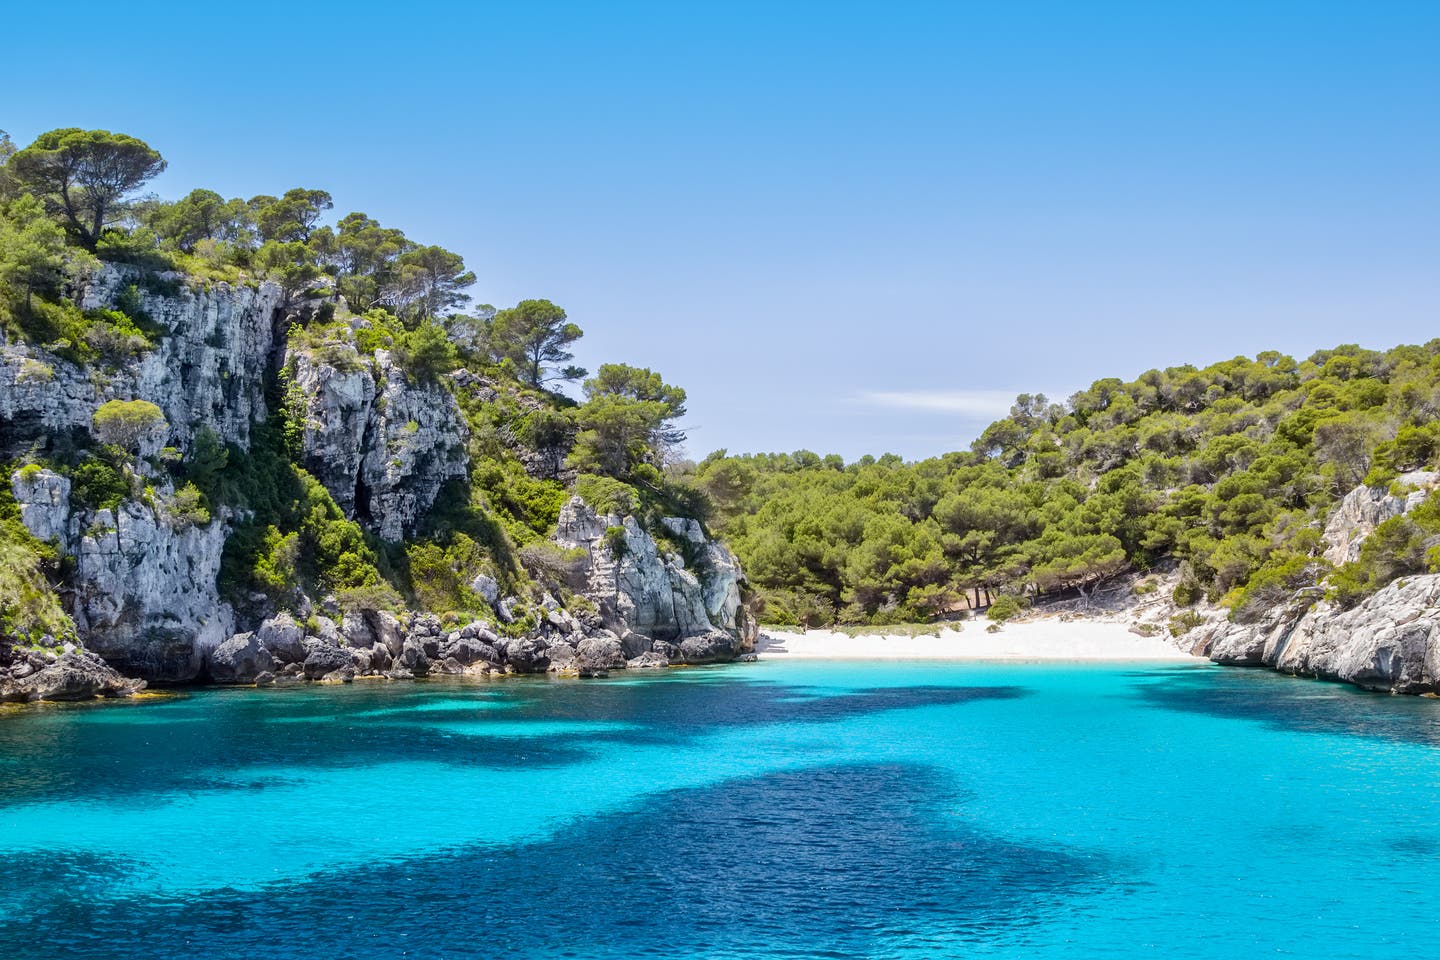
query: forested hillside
5 124 1440 671
691 345 1440 626
0 127 718 662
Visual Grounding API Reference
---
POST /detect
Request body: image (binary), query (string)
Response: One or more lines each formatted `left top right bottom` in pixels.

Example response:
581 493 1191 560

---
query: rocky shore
2 485 757 702
0 645 145 703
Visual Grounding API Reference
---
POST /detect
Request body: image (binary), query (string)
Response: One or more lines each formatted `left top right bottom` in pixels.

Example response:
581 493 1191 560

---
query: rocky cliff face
291 347 468 540
554 497 756 662
11 466 234 682
177 496 758 689
2 267 754 695
0 265 281 450
1177 471 1440 694
1193 576 1440 693
2 267 278 688
1320 471 1438 566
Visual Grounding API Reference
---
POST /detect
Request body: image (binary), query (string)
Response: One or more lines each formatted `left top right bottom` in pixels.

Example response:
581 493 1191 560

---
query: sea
3 658 1439 959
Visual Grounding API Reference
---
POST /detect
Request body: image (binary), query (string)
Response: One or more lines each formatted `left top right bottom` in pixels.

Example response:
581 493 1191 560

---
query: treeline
0 127 698 639
690 345 1440 626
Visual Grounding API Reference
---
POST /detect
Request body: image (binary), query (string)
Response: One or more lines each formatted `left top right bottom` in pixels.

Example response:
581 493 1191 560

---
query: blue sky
5 1 1438 460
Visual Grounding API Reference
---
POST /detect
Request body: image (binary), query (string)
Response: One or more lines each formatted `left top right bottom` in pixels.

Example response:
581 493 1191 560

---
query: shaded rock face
554 497 756 662
0 265 281 451
291 348 468 540
207 632 274 684
10 469 233 683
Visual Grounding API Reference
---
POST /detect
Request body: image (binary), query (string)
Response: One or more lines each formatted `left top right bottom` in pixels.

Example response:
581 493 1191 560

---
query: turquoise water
4 659 1440 958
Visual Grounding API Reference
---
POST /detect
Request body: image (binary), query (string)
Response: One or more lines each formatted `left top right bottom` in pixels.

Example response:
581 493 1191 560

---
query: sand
755 617 1201 661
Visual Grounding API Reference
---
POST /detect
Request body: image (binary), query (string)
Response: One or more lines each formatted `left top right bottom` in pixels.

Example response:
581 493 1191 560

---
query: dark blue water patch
0 763 1105 960
1130 665 1440 747
0 851 143 919
0 677 1025 807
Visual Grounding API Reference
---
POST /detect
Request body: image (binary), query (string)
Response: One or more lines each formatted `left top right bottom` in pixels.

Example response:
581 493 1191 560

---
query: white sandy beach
756 617 1201 661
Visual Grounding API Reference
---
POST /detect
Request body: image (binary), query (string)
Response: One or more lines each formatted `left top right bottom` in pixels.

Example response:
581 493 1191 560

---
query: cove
3 660 1440 959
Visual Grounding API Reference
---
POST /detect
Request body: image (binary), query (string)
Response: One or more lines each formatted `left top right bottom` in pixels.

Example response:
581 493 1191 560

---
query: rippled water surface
4 659 1440 959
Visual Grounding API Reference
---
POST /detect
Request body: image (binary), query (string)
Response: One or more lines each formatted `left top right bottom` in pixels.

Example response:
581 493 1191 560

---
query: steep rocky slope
1 268 280 448
0 266 755 700
1176 472 1440 693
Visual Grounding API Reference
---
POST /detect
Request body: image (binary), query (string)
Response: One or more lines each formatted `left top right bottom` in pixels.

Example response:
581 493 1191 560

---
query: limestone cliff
554 497 756 662
1193 576 1440 693
291 346 468 540
1 266 755 694
1175 471 1440 694
0 265 281 449
2 266 278 686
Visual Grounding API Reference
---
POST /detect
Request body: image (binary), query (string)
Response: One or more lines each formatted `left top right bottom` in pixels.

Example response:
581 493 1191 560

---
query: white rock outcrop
10 469 233 682
291 348 467 540
1193 575 1440 694
0 265 281 448
1321 470 1438 566
554 496 755 661
1182 474 1440 693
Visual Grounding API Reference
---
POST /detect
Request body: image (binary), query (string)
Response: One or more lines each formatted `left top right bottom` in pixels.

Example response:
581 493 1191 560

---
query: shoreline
755 616 1201 662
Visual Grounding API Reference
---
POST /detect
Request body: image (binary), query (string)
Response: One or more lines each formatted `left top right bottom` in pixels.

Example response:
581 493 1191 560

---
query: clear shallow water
4 661 1440 959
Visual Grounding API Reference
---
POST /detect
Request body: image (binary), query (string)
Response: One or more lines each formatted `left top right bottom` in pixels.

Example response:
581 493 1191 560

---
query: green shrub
1229 553 1322 622
471 460 567 542
92 399 166 451
82 308 154 364
1168 610 1206 637
396 321 457 382
1171 579 1201 607
0 480 75 645
165 482 211 529
986 594 1027 623
16 359 53 383
603 525 628 558
406 539 476 614
335 582 403 615
354 309 404 355
517 541 588 584
69 454 130 511
574 473 639 515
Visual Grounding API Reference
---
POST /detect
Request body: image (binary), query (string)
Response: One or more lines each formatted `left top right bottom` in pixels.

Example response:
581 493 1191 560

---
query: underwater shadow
4 762 1105 960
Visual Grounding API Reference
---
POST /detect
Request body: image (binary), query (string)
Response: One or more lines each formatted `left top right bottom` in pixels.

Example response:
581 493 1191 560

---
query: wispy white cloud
854 389 1019 417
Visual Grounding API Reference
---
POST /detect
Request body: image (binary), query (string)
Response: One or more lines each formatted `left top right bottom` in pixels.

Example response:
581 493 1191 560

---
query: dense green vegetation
5 124 1440 644
691 345 1440 625
0 126 702 640
0 474 75 646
